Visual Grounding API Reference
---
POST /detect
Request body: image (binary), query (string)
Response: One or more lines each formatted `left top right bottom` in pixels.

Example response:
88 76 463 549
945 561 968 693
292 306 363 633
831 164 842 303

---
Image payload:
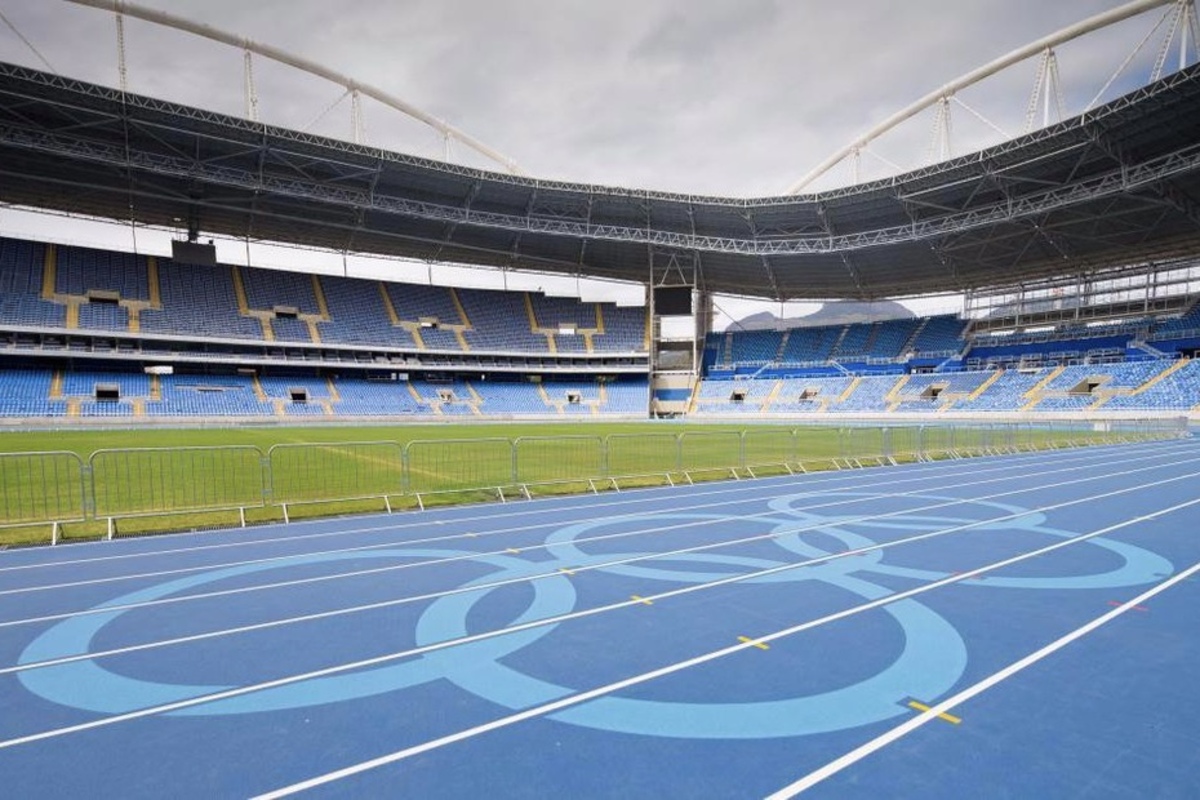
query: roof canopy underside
1 61 1200 301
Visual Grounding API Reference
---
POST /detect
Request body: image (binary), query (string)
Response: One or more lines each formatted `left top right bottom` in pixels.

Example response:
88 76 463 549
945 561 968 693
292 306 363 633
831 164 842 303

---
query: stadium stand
1 233 1198 421
0 236 645 356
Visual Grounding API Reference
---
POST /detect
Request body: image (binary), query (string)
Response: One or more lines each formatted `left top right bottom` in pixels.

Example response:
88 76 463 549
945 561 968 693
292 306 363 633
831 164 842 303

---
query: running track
1 439 1198 798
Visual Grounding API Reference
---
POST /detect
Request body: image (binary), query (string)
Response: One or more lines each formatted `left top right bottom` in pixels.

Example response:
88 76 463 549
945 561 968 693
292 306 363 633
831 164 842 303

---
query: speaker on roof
172 239 217 267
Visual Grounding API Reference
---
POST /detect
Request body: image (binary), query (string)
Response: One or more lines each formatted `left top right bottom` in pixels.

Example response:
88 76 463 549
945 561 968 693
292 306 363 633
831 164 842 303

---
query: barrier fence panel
405 438 514 493
514 436 604 485
680 431 744 472
0 451 86 526
606 433 679 476
918 425 947 456
90 446 265 518
844 427 886 460
268 442 404 504
888 426 920 458
742 429 794 466
795 426 840 462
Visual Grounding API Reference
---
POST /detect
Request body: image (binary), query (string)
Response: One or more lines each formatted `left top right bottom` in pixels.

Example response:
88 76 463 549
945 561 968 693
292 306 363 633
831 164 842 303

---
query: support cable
0 9 57 73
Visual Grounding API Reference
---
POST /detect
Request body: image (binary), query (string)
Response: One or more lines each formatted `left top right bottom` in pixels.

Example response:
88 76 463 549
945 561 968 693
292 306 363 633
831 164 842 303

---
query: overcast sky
0 0 1189 323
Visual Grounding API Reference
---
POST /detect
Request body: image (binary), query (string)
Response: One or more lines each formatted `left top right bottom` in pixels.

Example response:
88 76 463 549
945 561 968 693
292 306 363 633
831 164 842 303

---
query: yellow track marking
907 700 961 725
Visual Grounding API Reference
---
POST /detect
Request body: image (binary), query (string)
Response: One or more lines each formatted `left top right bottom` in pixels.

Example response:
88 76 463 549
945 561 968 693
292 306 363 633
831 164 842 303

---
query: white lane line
764 559 1200 798
3 489 1196 762
5 451 1196 630
1 443 1186 598
250 497 1200 799
7 463 1198 675
0 439 1178 573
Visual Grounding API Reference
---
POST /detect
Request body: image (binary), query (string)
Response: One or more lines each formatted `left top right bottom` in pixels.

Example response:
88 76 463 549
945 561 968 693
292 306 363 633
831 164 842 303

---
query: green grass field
0 420 1169 547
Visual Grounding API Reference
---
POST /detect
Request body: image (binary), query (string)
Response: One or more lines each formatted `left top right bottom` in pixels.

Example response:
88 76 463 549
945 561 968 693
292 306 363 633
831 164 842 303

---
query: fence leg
106 517 114 541
281 504 290 525
384 496 393 514
239 507 246 528
51 521 59 546
415 493 425 511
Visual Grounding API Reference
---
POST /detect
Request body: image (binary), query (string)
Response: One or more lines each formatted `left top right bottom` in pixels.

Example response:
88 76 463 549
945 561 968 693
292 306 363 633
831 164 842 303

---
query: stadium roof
1 60 1200 301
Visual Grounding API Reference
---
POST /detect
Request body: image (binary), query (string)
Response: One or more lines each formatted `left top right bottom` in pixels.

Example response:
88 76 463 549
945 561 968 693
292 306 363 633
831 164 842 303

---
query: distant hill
731 300 913 331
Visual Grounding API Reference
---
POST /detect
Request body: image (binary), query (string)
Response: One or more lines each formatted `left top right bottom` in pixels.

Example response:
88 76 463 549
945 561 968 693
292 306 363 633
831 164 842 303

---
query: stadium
1 0 1198 796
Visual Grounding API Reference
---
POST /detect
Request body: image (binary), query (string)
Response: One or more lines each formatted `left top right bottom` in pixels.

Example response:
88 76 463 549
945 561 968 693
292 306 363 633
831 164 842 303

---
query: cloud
2 0 1160 195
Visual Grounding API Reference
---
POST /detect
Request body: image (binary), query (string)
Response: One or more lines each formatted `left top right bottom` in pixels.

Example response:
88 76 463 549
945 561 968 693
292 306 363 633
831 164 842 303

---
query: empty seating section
957 370 1045 411
0 369 61 416
830 375 900 413
473 382 550 414
1036 395 1095 411
597 305 645 351
386 284 462 326
1101 360 1167 389
723 318 925 368
257 376 330 399
77 302 129 332
140 262 263 340
56 245 149 300
893 372 993 412
695 378 774 413
728 330 781 364
271 317 312 344
5 234 1200 419
0 365 650 419
554 333 589 354
318 279 415 348
912 315 968 354
283 403 330 417
692 358 1200 415
0 239 64 328
0 237 644 355
241 268 319 313
1150 303 1200 340
833 324 872 359
604 382 649 413
780 326 840 364
419 327 462 352
61 370 151 397
869 318 921 359
771 376 854 413
333 380 422 416
531 294 595 330
457 289 548 352
1106 360 1200 410
147 375 265 417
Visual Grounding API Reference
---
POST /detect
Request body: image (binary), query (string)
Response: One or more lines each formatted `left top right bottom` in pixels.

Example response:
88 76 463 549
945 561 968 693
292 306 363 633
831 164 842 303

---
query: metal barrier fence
405 438 513 494
268 441 403 505
0 451 86 526
90 446 266 518
514 436 604 485
0 418 1187 540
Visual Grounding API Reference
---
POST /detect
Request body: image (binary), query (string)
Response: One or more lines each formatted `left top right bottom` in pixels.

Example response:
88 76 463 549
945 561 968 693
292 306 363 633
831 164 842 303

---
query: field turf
0 420 1158 547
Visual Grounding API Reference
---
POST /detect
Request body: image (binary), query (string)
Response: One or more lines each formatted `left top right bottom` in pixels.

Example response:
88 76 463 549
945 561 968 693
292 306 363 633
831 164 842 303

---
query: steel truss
2 61 1200 300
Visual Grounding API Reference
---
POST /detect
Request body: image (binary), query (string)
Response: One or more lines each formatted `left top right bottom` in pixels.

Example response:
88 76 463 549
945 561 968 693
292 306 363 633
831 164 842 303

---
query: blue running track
1 439 1198 798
